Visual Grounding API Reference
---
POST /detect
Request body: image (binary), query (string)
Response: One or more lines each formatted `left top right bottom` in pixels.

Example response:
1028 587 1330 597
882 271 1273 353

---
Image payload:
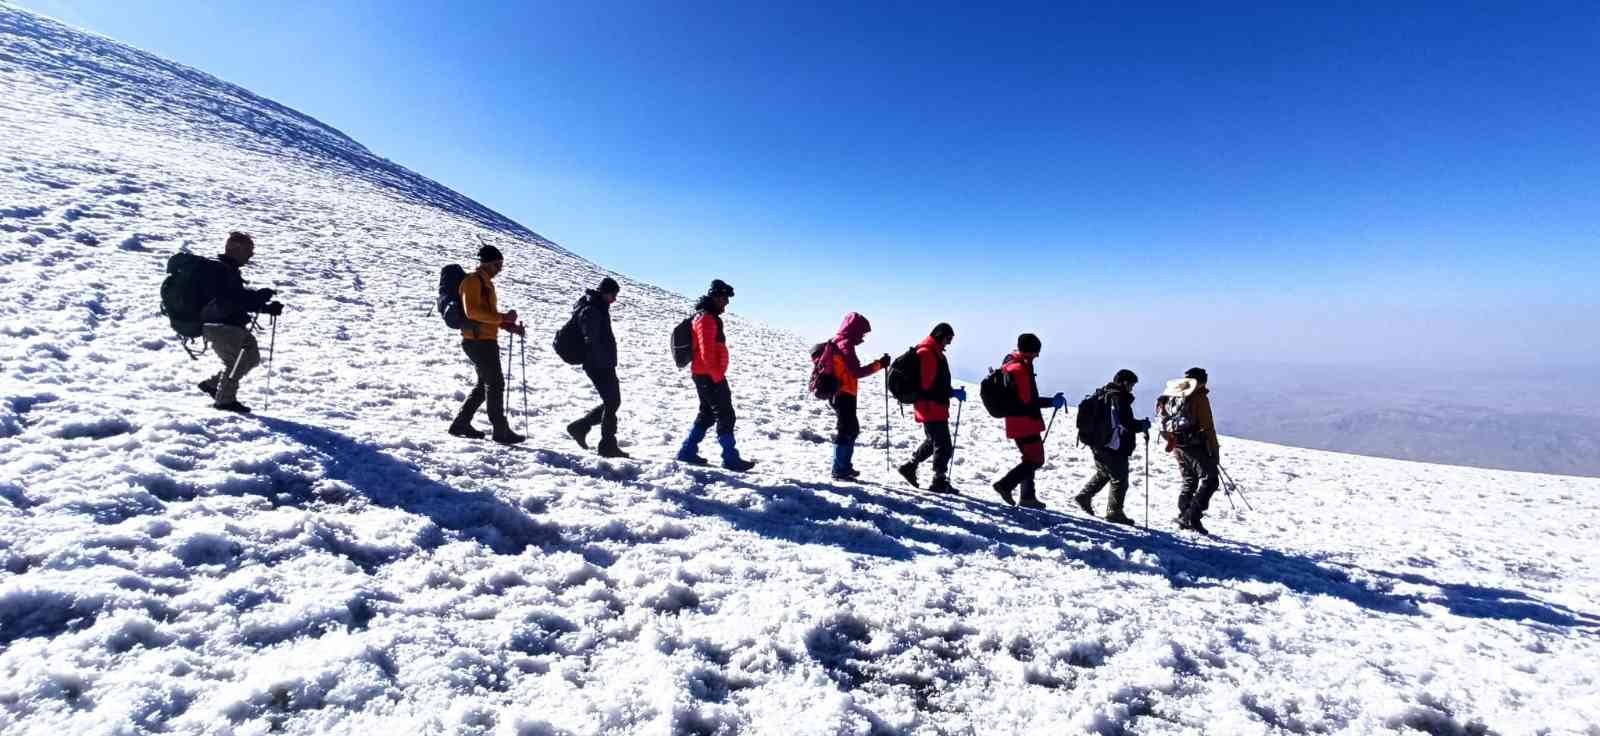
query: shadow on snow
531 447 1600 630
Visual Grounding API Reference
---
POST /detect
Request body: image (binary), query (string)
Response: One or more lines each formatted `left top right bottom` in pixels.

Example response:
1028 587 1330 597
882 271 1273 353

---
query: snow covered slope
2 6 1598 735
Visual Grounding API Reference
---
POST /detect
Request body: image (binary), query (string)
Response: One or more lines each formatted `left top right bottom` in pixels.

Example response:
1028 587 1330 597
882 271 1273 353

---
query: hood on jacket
834 312 871 346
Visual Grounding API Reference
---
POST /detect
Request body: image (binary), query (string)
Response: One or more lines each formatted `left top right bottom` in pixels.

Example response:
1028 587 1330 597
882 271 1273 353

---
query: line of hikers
161 236 1225 534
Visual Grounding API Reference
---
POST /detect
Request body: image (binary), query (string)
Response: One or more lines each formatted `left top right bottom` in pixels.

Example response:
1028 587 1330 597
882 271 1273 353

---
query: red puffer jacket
913 336 951 423
1002 352 1049 438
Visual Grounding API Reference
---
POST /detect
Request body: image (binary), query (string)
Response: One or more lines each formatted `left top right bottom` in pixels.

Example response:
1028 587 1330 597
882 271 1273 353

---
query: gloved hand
263 301 284 316
1137 418 1152 433
950 386 967 402
503 309 518 323
878 354 891 369
1052 392 1066 410
258 289 276 302
504 323 526 337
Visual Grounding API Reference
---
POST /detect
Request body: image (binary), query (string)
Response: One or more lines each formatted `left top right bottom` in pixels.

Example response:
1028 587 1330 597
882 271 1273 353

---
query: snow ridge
3 5 1599 735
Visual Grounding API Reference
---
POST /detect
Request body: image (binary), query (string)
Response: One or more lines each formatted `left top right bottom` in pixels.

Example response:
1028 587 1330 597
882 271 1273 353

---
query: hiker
816 312 890 480
565 277 627 458
1073 369 1152 525
675 280 756 471
448 244 526 445
897 323 965 493
991 333 1065 509
192 231 283 414
1159 367 1221 533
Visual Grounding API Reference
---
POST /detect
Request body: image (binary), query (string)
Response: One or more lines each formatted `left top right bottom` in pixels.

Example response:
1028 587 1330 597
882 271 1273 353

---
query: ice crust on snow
2 5 1599 735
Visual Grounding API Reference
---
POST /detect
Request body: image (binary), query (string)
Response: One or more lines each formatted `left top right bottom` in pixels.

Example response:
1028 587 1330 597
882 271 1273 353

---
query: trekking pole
505 336 514 415
950 398 963 484
1219 464 1254 510
1042 405 1060 445
519 329 529 437
883 374 891 471
1143 429 1150 528
263 313 278 409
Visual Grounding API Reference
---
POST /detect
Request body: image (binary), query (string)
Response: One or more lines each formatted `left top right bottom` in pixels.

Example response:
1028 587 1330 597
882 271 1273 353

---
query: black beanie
1114 369 1139 385
708 279 735 298
1017 333 1041 353
478 245 504 263
598 277 620 295
1185 366 1208 383
930 322 955 340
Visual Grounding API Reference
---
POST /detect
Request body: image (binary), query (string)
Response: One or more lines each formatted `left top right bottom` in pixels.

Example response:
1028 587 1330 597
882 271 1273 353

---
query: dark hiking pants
457 339 506 428
1081 447 1132 513
692 375 737 437
831 392 860 444
910 421 953 478
578 363 622 445
997 434 1045 498
1176 444 1219 520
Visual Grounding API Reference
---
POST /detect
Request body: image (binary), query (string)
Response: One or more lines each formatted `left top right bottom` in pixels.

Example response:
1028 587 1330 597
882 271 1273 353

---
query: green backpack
160 252 208 338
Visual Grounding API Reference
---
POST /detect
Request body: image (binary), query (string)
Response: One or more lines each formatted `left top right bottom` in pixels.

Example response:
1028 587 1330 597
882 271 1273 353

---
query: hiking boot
597 442 631 459
214 401 252 414
198 377 218 398
993 480 1016 506
1104 510 1136 526
718 434 755 472
1018 483 1046 510
676 452 709 466
1185 515 1210 535
1073 492 1095 516
449 422 485 439
566 421 590 450
928 476 959 495
492 426 526 445
897 462 920 489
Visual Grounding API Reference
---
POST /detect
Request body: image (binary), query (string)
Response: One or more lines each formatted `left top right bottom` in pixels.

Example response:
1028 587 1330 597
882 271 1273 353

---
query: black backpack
437 264 468 330
160 252 209 338
1076 389 1114 448
553 304 586 365
886 346 922 404
979 365 1021 418
671 316 695 369
808 342 841 400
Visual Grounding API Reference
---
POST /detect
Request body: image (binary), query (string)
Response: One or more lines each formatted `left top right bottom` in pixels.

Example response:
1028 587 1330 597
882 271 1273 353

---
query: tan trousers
203 324 260 405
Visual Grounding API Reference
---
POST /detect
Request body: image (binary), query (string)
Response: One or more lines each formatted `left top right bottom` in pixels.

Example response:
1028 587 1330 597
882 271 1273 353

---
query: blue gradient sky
23 0 1600 377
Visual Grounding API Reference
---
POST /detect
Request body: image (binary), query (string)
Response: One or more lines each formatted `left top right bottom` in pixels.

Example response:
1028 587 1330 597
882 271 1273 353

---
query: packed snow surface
2 6 1597 735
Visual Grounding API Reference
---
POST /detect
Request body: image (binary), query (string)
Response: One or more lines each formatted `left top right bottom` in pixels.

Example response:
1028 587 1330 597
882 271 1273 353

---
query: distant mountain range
1023 359 1600 478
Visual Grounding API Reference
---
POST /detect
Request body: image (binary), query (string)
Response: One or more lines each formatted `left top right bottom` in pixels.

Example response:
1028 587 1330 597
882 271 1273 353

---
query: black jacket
197 254 272 327
1100 383 1151 458
576 290 617 369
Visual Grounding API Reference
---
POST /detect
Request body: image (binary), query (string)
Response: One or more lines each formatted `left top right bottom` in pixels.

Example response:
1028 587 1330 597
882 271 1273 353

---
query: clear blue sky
23 0 1600 379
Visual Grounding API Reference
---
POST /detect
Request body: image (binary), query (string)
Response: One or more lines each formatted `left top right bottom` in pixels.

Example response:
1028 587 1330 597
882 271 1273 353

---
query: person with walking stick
815 312 889 481
895 323 962 494
1072 369 1151 526
991 333 1064 509
1156 367 1222 534
180 231 281 414
448 244 525 445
